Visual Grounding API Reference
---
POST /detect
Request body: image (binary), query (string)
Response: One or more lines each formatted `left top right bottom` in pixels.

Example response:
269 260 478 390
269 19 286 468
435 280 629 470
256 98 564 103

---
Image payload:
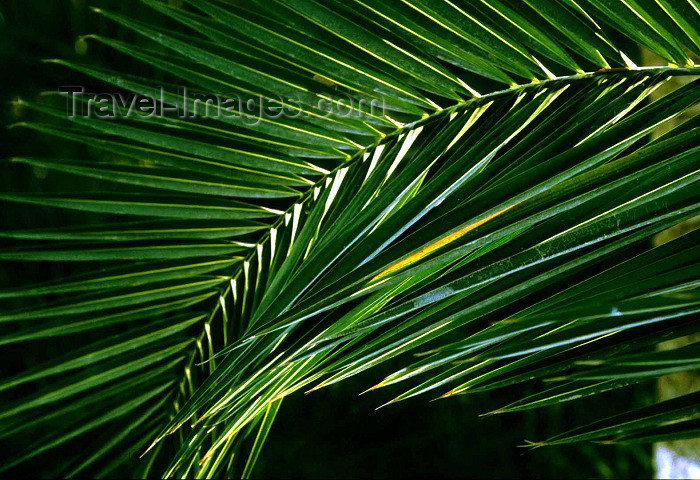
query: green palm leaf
2 0 700 477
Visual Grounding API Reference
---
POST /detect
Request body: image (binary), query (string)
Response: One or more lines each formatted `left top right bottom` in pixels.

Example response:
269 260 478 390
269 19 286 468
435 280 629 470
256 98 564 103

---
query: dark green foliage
1 0 699 477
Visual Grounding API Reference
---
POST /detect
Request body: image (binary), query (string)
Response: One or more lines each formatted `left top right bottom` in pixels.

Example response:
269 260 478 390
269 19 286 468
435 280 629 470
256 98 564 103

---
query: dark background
0 1 653 477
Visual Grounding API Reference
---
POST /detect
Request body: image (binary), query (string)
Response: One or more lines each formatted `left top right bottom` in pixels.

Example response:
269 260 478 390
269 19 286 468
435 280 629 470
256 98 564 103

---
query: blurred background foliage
0 1 655 477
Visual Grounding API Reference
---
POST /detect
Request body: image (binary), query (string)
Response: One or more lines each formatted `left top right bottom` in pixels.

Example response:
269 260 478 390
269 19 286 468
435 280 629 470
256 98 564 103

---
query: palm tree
1 0 699 477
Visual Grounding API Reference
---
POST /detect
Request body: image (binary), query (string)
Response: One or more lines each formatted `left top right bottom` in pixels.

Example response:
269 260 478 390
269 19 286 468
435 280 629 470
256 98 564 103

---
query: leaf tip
360 382 385 395
480 408 507 417
375 399 396 410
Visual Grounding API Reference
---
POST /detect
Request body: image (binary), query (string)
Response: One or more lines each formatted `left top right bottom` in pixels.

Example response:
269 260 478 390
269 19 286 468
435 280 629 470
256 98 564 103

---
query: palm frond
2 0 700 477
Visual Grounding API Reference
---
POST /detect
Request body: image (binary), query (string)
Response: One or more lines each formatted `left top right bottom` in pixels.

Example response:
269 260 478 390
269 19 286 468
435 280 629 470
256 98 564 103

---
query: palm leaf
2 0 700 477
